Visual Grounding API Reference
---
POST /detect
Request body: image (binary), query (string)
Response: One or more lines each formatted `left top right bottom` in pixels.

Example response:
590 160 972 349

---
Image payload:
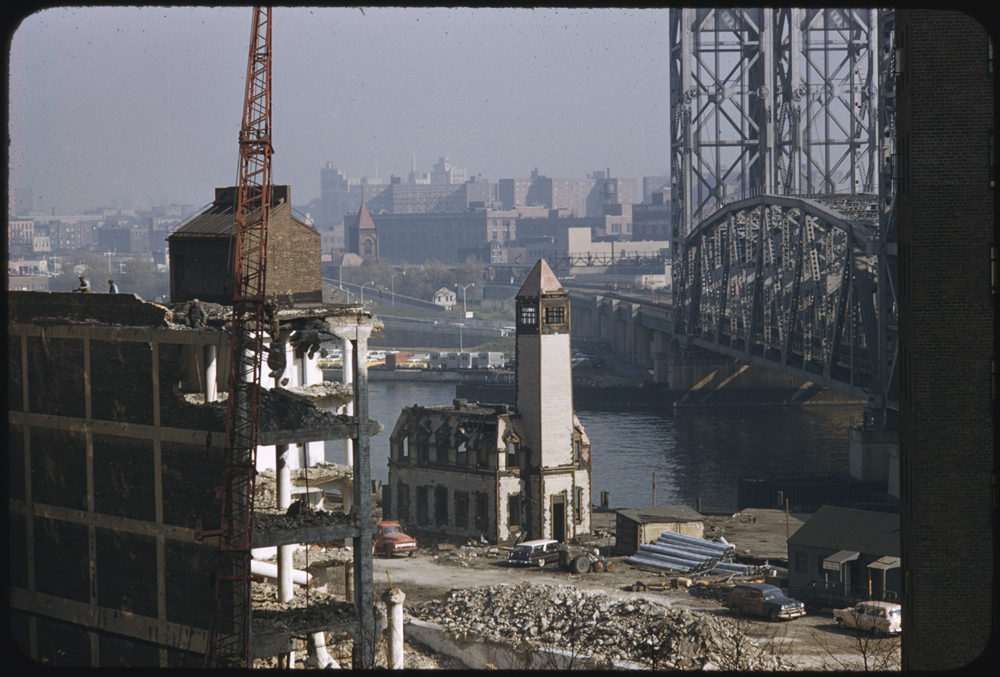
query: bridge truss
670 8 897 426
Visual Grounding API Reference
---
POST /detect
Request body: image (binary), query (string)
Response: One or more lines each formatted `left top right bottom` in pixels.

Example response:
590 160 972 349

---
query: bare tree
820 607 901 671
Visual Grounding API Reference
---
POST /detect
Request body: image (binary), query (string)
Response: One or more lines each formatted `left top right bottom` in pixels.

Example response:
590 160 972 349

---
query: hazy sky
9 6 673 213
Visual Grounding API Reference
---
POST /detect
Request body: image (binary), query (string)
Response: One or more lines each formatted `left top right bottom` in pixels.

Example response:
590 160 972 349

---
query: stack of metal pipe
625 530 764 576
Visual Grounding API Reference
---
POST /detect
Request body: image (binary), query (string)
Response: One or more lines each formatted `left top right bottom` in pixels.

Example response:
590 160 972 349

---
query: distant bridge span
569 193 897 412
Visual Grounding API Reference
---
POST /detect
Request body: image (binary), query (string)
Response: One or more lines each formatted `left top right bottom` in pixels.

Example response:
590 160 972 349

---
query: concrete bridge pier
651 331 671 383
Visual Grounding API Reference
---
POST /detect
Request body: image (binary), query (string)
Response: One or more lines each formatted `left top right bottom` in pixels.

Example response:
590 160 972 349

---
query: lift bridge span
570 8 897 427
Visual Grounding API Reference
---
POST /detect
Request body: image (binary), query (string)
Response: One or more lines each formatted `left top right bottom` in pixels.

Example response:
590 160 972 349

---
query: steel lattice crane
203 6 273 667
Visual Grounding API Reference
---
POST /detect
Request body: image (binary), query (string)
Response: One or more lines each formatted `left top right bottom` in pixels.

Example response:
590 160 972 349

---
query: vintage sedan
833 601 902 635
724 583 806 621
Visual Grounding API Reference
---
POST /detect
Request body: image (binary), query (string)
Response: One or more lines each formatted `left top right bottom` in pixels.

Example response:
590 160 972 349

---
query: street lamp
456 283 475 319
361 281 376 305
390 269 406 307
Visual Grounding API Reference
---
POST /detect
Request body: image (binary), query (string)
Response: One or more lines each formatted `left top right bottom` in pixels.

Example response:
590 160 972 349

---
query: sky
9 7 673 213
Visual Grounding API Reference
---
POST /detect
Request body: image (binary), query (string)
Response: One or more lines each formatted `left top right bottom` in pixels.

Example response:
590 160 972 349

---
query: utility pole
390 269 405 307
456 282 474 319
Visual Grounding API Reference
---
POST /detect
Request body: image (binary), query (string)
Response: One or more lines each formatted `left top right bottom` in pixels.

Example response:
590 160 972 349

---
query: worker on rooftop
73 275 91 293
108 279 119 293
188 299 207 328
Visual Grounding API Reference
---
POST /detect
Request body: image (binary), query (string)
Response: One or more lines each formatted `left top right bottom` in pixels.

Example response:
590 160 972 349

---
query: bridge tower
670 8 881 248
669 8 897 432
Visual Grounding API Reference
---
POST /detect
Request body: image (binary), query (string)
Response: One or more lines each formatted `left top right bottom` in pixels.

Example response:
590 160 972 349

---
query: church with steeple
384 259 592 544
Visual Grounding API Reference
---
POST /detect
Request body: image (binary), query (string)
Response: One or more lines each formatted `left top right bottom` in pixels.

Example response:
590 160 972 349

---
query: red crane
204 6 273 667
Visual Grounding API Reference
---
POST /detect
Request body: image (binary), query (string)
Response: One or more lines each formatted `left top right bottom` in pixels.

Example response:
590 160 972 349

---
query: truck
373 520 418 558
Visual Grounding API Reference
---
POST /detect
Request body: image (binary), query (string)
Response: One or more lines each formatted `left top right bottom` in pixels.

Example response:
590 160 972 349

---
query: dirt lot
366 545 899 670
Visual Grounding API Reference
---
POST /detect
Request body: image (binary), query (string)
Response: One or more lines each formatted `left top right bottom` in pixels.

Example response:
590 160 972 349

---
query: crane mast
205 6 273 667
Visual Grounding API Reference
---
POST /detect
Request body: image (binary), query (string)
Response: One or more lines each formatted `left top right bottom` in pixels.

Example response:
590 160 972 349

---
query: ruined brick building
385 259 592 544
168 185 321 304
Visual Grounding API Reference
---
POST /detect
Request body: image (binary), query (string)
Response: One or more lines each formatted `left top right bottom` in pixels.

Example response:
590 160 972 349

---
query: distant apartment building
358 178 496 216
499 169 637 217
97 226 149 255
632 189 672 241
642 177 670 204
431 156 467 185
8 218 34 257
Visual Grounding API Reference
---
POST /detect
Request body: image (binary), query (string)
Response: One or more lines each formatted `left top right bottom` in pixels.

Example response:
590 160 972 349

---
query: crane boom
205 6 273 667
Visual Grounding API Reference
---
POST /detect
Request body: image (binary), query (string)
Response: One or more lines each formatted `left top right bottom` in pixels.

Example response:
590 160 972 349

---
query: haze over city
10 6 672 213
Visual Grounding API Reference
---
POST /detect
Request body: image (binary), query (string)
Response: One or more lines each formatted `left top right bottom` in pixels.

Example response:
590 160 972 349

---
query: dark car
507 539 561 567
724 583 806 621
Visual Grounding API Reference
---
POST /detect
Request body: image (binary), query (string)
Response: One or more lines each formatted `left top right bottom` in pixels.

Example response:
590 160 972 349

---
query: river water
327 382 864 513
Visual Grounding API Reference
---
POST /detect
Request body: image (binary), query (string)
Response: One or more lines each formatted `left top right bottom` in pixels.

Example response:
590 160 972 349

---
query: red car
373 521 418 558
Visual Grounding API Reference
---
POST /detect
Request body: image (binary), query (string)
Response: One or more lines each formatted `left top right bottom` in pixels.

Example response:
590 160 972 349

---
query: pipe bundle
625 530 764 576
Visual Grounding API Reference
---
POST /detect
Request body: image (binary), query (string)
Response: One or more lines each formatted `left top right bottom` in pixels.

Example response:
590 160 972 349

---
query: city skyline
9 7 673 213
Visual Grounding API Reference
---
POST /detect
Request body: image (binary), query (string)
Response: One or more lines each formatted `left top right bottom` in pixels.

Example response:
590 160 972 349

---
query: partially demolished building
8 290 381 666
386 260 592 545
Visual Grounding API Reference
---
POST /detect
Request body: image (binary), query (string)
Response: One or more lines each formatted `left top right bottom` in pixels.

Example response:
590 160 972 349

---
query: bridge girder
672 194 894 407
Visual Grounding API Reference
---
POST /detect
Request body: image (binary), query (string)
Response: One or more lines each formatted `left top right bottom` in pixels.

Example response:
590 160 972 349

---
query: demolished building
8 290 382 666
385 259 593 545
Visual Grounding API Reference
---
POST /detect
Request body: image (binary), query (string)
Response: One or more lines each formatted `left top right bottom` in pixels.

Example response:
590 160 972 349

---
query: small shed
615 505 705 555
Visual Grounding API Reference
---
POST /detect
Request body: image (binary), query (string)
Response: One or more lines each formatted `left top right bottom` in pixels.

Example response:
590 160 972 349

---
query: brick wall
896 10 994 670
168 203 320 304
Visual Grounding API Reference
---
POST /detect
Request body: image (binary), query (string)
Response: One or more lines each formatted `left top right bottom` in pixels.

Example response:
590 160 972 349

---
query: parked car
507 539 561 567
724 582 806 621
833 601 902 635
373 520 417 558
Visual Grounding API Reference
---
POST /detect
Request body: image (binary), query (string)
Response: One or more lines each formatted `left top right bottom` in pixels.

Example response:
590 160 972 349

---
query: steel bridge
571 9 898 426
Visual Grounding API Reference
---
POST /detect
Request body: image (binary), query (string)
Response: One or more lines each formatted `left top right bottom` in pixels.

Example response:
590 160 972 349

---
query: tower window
520 305 537 325
544 305 566 324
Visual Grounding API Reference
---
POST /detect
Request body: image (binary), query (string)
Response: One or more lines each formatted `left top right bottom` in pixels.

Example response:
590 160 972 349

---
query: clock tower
514 259 589 541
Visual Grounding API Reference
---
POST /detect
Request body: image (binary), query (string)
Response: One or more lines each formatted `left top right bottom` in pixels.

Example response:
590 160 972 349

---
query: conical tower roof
516 259 563 298
354 202 376 231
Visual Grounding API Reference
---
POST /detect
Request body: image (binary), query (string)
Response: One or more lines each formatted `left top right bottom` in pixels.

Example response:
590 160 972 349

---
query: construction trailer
7 291 382 667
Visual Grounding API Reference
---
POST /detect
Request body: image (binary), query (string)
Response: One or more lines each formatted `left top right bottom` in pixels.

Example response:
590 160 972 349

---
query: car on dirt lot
507 539 561 567
833 601 901 635
373 520 417 558
724 582 806 621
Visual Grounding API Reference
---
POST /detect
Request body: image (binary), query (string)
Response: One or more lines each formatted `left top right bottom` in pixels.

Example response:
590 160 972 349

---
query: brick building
385 260 592 544
7 290 382 666
167 185 321 304
895 11 994 670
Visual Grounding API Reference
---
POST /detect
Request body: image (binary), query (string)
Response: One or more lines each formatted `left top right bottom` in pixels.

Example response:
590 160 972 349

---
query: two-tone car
724 582 806 621
833 601 901 635
506 539 561 567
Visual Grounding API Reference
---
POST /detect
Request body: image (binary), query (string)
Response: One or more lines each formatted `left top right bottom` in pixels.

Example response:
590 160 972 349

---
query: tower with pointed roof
514 259 591 541
347 203 378 260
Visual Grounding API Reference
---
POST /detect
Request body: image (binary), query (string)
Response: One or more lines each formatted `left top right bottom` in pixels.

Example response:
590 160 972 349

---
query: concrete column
342 339 355 466
311 631 339 669
381 588 406 669
276 443 294 604
204 344 217 402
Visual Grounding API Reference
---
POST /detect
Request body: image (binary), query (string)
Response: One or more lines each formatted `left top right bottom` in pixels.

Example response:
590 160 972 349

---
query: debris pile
253 507 353 534
406 583 789 670
626 531 768 577
252 580 355 637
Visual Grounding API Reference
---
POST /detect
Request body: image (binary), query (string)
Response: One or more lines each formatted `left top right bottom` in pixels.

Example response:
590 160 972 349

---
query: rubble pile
407 583 789 670
252 581 355 637
258 389 354 432
253 507 352 534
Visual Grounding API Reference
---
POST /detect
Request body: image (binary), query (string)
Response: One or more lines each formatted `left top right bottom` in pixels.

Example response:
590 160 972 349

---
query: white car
833 601 901 635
